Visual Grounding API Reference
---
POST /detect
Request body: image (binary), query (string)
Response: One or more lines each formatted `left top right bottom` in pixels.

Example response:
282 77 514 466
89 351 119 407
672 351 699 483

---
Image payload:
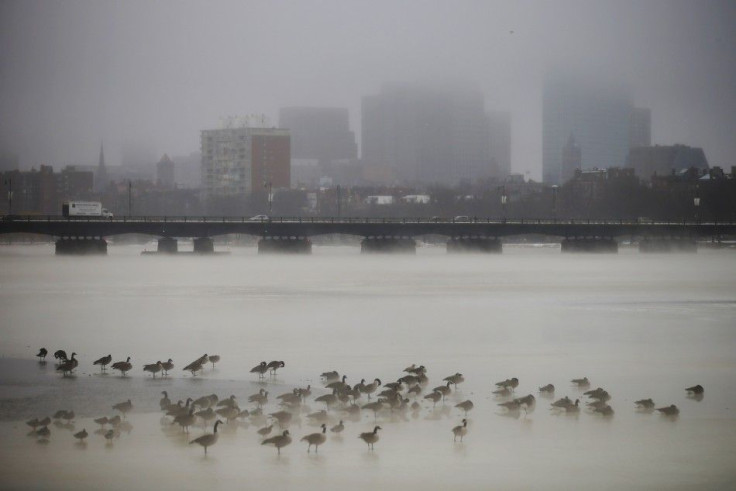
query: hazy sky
1 0 734 179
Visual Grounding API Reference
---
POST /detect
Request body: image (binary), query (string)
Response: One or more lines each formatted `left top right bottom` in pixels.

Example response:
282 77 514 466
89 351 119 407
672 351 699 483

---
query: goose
26 418 41 430
250 361 269 379
432 382 452 401
358 426 381 450
539 384 555 394
584 388 610 401
656 404 679 416
159 391 171 410
498 400 522 411
301 424 327 453
269 411 293 428
111 357 132 376
216 395 238 409
424 391 442 407
634 398 655 409
307 409 328 423
108 415 122 427
493 387 512 397
36 348 48 361
403 363 417 373
54 350 67 361
565 399 581 413
320 370 339 383
93 354 112 371
551 396 572 409
443 373 465 387
161 359 174 376
61 410 75 423
314 390 338 409
398 374 419 386
262 430 292 455
38 416 51 427
594 405 614 417
587 399 609 410
298 385 312 399
195 407 216 426
452 419 468 442
495 377 519 390
417 372 429 386
571 377 590 387
277 389 302 407
54 410 69 420
143 361 164 378
685 384 704 395
361 378 381 399
94 416 109 428
266 360 285 376
404 364 426 375
208 355 220 369
383 381 403 392
515 394 536 407
248 389 268 407
36 426 51 438
73 428 88 442
183 356 205 376
104 429 115 443
330 420 344 434
193 395 215 409
362 401 385 420
215 405 240 423
407 384 422 397
455 400 474 416
325 375 348 391
56 353 77 376
166 400 185 417
190 420 224 455
173 408 196 433
112 399 133 418
257 424 274 438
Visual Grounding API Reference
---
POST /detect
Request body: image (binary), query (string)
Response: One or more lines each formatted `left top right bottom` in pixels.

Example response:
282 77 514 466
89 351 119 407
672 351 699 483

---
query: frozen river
1 243 735 489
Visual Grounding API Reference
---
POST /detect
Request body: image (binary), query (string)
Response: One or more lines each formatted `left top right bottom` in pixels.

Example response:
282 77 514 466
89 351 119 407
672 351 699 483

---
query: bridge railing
1 215 734 226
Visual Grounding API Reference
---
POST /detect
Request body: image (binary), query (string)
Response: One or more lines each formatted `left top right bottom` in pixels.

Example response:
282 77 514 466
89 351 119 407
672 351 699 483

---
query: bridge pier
447 237 502 253
639 238 697 253
55 237 107 255
561 238 618 253
258 237 312 254
193 237 215 254
157 237 178 254
361 237 416 254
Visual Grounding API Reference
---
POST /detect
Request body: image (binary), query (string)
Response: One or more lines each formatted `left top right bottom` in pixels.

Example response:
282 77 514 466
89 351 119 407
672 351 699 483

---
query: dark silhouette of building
278 107 357 162
626 144 709 181
95 143 109 193
561 134 582 184
156 154 175 189
488 111 512 179
629 107 651 148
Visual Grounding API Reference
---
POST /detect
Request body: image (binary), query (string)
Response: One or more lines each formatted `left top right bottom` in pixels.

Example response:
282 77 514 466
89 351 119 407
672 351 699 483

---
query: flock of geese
27 348 703 457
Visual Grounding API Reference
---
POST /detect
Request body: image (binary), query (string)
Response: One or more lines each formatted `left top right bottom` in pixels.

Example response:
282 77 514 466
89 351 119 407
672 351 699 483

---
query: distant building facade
0 165 93 214
95 144 109 193
201 127 290 200
543 73 633 184
488 111 511 179
561 134 582 184
362 84 493 185
629 107 651 149
626 144 709 181
278 107 357 162
156 154 175 189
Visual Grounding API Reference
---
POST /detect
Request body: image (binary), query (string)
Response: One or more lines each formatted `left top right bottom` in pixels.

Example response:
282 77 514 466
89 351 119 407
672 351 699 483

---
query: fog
1 0 734 176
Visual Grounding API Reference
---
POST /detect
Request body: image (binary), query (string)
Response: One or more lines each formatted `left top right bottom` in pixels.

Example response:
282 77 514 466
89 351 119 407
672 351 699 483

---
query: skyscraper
488 111 511 179
362 84 492 185
94 143 108 193
543 74 633 184
629 107 652 149
278 107 357 163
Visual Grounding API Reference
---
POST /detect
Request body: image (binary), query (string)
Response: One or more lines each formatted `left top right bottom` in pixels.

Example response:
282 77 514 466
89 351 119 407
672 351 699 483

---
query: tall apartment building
543 74 633 184
278 107 357 162
362 84 493 185
488 111 512 179
629 107 652 149
156 154 175 189
201 127 290 200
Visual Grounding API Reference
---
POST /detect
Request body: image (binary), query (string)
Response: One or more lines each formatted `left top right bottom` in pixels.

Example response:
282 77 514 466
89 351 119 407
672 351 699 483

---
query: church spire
99 142 105 168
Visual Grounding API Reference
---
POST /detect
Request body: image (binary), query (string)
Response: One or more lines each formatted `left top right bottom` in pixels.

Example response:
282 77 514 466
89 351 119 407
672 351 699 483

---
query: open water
0 243 735 490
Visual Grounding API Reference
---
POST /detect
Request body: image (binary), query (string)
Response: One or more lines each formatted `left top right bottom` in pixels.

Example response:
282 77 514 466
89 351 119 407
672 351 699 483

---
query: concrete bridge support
157 237 178 254
561 238 618 253
258 237 312 254
361 237 416 254
55 237 107 255
193 237 215 254
639 238 697 253
447 237 502 253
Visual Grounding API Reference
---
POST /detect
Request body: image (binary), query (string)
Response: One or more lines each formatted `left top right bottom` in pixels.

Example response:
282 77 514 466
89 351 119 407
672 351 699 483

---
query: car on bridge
249 215 270 221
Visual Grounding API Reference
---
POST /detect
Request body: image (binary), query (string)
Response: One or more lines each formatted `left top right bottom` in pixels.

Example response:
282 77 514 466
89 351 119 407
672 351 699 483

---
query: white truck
62 201 113 218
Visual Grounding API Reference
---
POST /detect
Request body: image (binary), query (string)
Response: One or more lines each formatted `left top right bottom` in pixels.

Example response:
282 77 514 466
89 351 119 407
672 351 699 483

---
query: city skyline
1 1 735 179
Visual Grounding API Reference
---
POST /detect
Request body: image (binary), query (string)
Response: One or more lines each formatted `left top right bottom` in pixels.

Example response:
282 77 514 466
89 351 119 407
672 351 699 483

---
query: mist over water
1 244 735 489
